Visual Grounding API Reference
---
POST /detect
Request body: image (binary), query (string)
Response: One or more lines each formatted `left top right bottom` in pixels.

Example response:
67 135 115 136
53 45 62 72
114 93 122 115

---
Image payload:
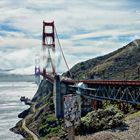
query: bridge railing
68 84 140 105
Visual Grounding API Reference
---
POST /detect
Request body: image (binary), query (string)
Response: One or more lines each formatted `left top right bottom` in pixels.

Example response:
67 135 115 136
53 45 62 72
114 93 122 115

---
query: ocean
0 82 37 140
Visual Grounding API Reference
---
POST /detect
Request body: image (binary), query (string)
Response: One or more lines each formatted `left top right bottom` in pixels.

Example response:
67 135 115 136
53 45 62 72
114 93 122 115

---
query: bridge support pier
92 100 97 110
118 102 129 113
92 100 103 110
53 75 64 118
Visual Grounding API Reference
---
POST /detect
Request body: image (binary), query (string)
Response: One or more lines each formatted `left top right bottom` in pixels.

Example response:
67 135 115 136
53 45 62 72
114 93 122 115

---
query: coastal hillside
11 80 65 139
69 39 140 80
11 39 140 140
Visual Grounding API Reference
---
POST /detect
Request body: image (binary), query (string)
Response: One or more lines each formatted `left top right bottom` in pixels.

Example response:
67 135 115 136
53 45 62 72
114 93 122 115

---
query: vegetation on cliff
26 80 65 139
11 39 140 139
67 39 140 80
76 105 124 135
11 80 65 139
38 114 64 139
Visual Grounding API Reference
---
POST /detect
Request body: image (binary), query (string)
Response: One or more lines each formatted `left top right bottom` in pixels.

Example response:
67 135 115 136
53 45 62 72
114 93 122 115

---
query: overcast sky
0 0 140 74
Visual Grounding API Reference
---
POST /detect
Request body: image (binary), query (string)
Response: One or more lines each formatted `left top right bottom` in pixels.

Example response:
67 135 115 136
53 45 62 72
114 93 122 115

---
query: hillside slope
76 111 140 140
11 39 140 139
69 39 140 80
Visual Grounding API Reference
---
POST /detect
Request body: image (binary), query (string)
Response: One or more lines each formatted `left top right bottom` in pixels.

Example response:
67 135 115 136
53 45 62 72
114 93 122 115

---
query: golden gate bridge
35 21 140 118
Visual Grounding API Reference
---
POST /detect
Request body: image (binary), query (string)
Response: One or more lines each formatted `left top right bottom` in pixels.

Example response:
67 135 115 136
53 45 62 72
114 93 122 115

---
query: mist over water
0 82 37 140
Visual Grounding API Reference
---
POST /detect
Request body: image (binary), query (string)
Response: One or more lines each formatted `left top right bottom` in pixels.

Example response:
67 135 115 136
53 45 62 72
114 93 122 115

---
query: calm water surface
0 82 37 140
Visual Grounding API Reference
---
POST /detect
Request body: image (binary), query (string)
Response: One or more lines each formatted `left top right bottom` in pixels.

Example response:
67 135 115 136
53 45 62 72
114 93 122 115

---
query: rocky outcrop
11 79 64 139
18 108 31 118
32 79 53 103
10 120 33 139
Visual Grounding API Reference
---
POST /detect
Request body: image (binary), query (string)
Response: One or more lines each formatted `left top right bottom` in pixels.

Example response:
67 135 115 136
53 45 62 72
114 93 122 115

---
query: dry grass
75 110 140 140
125 111 140 121
75 132 114 140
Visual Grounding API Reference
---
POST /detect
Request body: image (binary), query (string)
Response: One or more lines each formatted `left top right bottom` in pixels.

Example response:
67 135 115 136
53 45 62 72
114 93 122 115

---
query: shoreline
10 80 140 140
11 104 140 140
10 102 36 139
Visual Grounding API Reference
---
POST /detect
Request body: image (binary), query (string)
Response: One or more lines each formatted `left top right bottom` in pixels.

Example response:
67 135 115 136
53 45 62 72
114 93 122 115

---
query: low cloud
0 0 140 74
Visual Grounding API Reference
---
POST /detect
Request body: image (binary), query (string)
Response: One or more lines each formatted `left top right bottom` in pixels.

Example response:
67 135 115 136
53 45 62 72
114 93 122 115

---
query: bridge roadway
42 73 140 86
42 74 140 104
62 79 140 86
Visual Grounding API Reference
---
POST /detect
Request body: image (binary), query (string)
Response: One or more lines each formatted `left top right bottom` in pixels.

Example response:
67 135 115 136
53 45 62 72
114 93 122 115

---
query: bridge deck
43 74 140 104
43 74 140 86
62 79 140 86
81 80 140 86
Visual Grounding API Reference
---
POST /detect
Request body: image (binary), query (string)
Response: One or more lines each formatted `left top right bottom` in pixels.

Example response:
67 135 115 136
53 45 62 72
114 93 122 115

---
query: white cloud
72 29 140 41
9 65 34 75
0 36 40 49
0 49 35 69
0 0 140 74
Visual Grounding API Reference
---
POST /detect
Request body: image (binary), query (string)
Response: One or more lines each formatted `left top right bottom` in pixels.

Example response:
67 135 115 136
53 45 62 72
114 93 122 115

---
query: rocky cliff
11 80 65 139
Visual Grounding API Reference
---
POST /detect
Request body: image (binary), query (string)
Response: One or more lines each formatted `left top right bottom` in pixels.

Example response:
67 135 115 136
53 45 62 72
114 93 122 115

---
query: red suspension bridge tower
35 21 72 84
42 21 56 76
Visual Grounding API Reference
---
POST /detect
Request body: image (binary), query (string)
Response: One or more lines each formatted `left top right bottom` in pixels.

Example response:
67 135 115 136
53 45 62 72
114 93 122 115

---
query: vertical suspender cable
54 26 72 78
45 38 56 75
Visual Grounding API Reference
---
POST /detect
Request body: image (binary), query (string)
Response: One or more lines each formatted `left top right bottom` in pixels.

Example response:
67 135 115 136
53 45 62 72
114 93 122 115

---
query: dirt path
21 100 49 140
22 118 38 140
22 103 39 140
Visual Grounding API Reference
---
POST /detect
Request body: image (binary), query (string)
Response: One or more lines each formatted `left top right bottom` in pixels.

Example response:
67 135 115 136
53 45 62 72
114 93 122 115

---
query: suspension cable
54 26 72 78
44 38 56 75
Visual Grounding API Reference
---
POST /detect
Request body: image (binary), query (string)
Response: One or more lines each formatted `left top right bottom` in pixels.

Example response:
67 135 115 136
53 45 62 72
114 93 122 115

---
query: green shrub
76 106 124 135
39 114 64 138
